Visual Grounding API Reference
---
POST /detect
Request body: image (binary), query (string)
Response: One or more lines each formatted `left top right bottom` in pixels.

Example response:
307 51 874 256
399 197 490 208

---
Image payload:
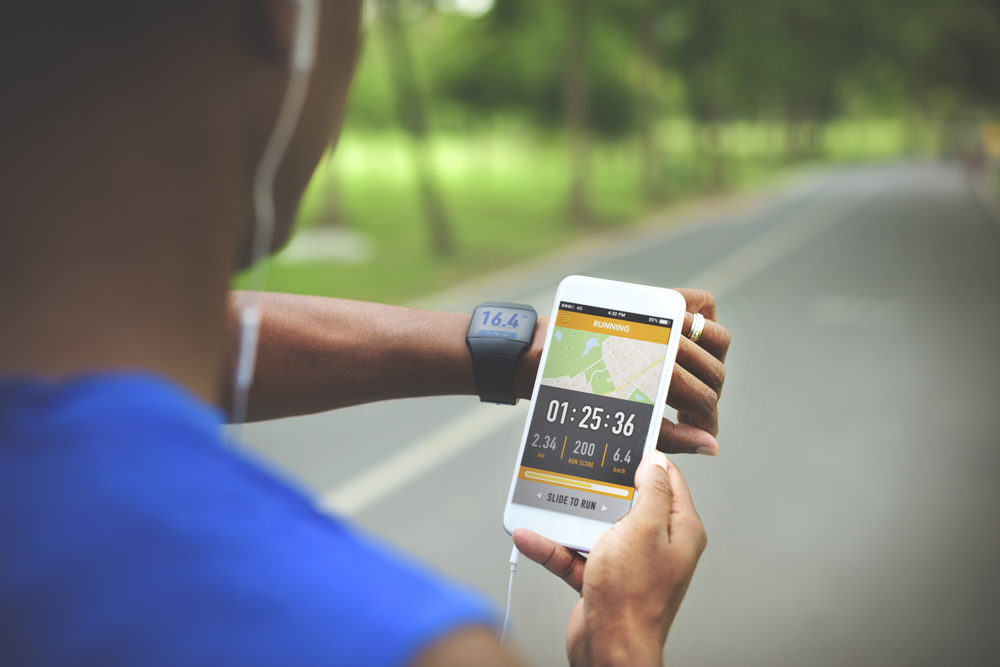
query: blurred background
240 1 1000 665
240 0 1000 304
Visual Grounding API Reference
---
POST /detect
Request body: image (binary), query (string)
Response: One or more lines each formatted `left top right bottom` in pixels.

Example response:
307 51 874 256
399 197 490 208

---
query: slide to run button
523 470 630 497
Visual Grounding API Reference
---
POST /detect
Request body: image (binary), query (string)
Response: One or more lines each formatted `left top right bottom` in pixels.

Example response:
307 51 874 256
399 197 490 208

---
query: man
0 2 730 665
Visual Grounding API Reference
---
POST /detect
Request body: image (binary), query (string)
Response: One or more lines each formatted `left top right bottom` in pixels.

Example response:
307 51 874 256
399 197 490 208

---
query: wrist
574 627 663 667
572 610 666 667
513 316 546 400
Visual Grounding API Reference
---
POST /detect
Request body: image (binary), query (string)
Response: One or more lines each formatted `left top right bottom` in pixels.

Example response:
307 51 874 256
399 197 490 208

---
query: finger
661 456 707 551
512 528 587 594
676 335 727 395
656 417 718 456
666 364 719 436
671 288 718 322
680 312 731 363
629 450 675 524
633 453 706 549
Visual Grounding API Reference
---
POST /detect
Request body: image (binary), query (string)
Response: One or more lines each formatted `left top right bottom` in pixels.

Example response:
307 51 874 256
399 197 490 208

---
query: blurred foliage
246 0 1000 303
425 0 1000 128
435 0 640 136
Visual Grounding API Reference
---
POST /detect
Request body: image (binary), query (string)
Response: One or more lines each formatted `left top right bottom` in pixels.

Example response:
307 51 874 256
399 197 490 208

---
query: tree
378 0 453 256
563 0 591 223
434 0 639 222
637 0 665 201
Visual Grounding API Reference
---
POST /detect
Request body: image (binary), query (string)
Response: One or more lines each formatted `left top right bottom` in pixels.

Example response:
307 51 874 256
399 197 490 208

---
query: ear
246 0 299 66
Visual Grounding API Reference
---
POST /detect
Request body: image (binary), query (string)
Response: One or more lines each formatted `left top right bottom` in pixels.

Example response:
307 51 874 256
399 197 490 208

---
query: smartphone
503 276 687 552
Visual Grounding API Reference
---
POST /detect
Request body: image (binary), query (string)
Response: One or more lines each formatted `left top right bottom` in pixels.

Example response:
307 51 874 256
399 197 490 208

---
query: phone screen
511 301 674 523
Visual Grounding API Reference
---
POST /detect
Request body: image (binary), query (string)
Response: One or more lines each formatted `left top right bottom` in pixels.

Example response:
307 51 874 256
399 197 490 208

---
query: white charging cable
501 545 520 645
231 0 320 435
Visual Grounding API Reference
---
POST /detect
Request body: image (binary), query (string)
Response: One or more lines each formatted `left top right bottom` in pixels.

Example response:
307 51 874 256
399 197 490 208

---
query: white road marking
320 401 528 517
319 173 889 518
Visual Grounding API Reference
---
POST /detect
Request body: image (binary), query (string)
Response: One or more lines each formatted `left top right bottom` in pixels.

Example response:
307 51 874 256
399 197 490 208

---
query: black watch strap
466 302 537 405
468 338 528 405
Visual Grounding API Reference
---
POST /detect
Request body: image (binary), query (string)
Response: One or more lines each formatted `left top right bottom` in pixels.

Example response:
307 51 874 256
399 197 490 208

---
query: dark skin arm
222 290 720 665
408 451 706 667
223 288 730 455
222 292 487 419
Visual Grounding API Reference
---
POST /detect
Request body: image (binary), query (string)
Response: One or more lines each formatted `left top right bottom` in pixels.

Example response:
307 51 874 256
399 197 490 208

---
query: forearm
222 292 543 422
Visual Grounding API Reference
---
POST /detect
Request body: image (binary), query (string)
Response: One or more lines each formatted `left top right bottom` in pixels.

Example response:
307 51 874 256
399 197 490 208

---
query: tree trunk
317 153 343 227
378 0 453 256
784 121 797 162
563 0 590 224
807 121 821 156
784 101 805 163
637 0 663 202
706 122 725 189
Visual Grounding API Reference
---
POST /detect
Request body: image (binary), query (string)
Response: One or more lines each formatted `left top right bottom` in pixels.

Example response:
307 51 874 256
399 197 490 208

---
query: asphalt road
241 162 1000 666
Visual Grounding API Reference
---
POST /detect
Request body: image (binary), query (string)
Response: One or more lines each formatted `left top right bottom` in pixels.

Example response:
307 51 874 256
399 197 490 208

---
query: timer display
519 385 652 488
544 399 637 436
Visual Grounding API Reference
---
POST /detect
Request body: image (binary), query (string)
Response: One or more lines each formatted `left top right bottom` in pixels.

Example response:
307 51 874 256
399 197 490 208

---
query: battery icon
658 319 670 325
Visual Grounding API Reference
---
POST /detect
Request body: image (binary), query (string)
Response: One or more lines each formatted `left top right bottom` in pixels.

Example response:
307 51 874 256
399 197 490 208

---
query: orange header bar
555 310 671 345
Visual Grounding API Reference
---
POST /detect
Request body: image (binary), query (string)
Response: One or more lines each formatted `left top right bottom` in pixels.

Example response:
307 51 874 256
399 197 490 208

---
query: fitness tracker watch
466 302 538 405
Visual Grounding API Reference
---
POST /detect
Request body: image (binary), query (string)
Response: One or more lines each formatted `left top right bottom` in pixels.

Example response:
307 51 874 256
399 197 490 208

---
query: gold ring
688 313 706 343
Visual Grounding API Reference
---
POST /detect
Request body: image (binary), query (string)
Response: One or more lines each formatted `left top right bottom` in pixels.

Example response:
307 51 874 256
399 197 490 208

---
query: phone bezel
502 275 687 552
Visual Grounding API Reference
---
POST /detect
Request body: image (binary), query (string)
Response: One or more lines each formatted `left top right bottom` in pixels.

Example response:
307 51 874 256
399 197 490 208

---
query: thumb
633 450 705 549
629 450 675 520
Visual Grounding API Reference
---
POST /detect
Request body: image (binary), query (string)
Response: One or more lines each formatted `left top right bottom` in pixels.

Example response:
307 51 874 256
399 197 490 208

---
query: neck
0 63 248 405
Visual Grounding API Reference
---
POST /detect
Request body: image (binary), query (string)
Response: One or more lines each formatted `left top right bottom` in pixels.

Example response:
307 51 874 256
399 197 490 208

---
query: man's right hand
513 452 706 667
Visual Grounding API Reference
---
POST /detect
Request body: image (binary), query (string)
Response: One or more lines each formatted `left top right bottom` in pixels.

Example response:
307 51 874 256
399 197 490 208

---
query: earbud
231 0 321 430
292 0 320 73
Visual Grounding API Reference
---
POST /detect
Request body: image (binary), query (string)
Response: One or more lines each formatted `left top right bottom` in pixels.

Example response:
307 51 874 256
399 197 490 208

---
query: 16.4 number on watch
480 310 521 328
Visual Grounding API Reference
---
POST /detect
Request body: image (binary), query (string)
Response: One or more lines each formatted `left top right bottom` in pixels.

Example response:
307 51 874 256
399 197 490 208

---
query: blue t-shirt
0 373 496 666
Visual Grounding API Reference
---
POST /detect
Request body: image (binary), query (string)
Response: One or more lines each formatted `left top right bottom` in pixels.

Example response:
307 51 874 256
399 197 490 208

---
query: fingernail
696 446 717 456
644 449 669 472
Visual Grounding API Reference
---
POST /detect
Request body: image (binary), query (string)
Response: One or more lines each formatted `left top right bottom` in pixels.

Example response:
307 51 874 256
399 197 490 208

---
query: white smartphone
503 275 687 552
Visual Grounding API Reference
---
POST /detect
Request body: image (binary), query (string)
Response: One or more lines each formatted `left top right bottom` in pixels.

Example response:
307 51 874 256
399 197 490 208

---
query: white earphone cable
231 0 319 436
501 545 520 645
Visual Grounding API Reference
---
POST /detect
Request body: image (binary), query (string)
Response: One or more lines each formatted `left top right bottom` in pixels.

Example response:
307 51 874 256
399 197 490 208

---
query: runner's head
0 1 362 266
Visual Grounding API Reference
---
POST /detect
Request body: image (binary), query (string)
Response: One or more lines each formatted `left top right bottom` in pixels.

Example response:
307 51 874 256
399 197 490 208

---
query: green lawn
235 121 918 305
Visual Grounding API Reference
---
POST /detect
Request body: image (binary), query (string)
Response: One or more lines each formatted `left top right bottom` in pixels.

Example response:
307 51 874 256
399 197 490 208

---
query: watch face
469 305 537 343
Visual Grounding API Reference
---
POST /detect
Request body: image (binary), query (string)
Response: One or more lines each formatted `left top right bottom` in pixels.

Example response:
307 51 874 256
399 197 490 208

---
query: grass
235 120 924 305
